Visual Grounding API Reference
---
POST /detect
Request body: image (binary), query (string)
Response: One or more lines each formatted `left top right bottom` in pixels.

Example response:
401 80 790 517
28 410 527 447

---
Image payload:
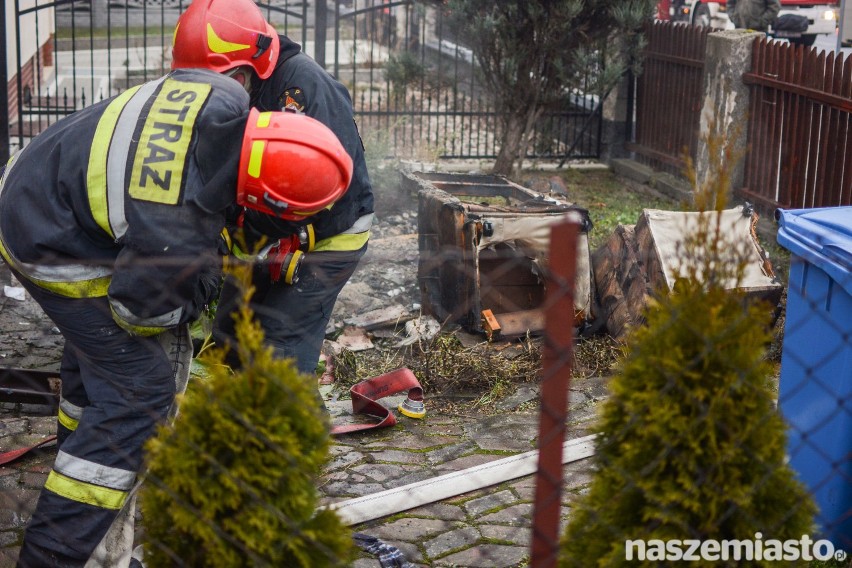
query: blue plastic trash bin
776 206 852 549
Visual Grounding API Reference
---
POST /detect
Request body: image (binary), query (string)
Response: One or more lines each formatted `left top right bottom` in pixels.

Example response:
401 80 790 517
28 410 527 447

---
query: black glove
192 266 222 317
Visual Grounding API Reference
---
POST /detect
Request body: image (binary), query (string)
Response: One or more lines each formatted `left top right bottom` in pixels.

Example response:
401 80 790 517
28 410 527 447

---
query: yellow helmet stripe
248 141 265 178
207 23 250 54
291 202 334 217
257 111 272 128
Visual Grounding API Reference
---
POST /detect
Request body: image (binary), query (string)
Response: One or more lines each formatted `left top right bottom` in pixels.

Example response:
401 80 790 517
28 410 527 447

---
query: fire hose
331 367 425 436
264 223 314 285
0 368 425 464
0 435 57 466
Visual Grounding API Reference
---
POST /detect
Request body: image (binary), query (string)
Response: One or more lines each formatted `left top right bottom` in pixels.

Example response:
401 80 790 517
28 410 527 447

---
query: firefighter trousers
14 276 191 568
213 245 367 374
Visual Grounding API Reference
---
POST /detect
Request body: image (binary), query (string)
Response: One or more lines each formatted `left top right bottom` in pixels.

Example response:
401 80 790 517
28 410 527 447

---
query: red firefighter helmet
171 0 280 80
237 108 353 221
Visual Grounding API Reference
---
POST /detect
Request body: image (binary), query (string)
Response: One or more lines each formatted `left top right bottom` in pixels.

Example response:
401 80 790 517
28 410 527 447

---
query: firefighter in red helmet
171 0 280 88
172 0 375 378
1 69 351 568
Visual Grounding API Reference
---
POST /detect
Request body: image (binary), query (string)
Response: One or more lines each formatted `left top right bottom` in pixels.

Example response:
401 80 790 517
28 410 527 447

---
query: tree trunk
492 101 545 177
491 112 526 176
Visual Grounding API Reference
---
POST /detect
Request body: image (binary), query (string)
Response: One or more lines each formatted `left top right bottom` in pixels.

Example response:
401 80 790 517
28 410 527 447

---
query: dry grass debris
329 325 628 414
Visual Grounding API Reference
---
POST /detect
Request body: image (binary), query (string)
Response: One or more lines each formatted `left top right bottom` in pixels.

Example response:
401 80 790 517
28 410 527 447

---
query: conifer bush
559 129 816 566
139 264 354 567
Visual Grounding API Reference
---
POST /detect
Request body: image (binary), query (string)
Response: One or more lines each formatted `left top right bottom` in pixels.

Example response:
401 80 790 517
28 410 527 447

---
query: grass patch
552 168 679 250
457 195 512 207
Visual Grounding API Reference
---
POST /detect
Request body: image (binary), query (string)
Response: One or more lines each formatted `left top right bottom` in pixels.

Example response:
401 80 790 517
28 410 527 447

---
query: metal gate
3 0 603 163
2 0 306 159
324 0 604 161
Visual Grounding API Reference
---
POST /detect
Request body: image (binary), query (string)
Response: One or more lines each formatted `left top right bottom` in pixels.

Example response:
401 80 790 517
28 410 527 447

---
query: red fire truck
657 0 839 46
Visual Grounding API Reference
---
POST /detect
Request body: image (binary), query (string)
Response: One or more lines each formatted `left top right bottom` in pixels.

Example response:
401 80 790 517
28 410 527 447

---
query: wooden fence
630 22 710 177
742 38 852 210
630 22 852 210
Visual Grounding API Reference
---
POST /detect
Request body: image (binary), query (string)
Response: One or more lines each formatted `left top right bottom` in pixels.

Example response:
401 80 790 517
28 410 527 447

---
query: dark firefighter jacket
244 34 375 252
0 68 249 335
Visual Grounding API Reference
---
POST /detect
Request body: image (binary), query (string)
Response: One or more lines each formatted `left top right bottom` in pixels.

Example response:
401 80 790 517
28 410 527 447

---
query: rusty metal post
530 215 580 568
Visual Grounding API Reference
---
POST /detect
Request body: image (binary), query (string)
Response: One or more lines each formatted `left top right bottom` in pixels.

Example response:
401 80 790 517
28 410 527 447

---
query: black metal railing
4 0 603 162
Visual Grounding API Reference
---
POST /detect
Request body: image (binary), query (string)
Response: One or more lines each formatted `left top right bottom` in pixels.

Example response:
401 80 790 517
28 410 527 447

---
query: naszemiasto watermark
625 533 848 562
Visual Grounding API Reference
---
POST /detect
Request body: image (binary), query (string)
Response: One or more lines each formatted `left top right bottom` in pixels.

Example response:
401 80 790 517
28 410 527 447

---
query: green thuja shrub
139 263 354 567
559 125 816 566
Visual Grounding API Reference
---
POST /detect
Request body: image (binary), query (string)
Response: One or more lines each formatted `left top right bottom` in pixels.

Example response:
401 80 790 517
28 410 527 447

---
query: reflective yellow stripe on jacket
312 213 374 252
0 79 170 298
0 232 112 298
0 151 113 297
313 232 370 252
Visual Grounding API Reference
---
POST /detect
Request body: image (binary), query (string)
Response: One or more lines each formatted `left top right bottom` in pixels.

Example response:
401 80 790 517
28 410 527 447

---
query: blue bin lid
777 207 852 296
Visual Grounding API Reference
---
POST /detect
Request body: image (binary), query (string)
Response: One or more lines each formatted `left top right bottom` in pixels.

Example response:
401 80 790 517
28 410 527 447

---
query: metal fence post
530 215 580 568
315 0 327 70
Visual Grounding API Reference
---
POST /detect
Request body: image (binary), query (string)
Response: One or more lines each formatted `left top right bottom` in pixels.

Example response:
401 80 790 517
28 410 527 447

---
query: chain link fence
0 190 850 566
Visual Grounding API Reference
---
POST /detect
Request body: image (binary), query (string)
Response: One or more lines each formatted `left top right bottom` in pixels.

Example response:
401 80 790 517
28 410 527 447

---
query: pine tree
139 263 354 567
559 127 816 566
446 0 656 176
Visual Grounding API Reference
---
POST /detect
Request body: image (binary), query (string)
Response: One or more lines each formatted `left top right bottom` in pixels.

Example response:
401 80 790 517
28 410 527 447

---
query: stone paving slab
320 390 600 567
0 377 603 567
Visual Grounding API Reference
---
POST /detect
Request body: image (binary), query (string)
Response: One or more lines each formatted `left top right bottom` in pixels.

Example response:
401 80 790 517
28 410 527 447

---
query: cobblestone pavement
0 384 603 568
0 270 603 568
0 207 604 567
323 393 601 568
